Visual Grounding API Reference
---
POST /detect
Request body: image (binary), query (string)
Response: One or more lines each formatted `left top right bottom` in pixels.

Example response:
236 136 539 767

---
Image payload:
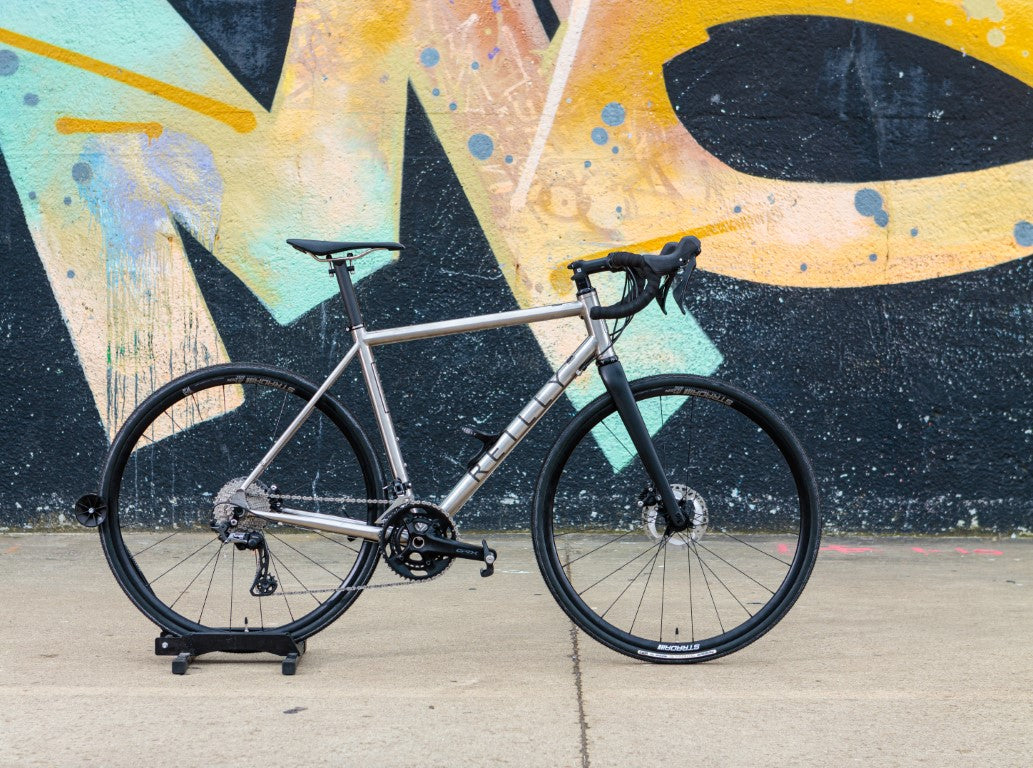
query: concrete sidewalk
0 533 1029 767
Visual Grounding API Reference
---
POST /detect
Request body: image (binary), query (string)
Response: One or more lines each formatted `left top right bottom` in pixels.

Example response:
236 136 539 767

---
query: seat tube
353 326 411 494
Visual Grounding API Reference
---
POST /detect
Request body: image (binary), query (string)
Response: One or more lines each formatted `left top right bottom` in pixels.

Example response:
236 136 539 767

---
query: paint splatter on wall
1 0 1032 531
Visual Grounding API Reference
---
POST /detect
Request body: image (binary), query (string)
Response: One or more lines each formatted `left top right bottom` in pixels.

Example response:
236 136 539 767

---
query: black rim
99 365 383 639
535 375 819 659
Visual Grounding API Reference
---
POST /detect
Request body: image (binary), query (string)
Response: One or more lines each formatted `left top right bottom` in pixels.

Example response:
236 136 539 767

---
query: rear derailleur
211 512 277 597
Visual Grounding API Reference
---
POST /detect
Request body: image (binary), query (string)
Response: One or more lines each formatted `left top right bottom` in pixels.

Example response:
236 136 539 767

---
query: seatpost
331 260 365 329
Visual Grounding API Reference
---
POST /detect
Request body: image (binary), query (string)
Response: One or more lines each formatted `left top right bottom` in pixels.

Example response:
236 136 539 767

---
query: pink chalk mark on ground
912 546 1003 556
822 545 876 554
781 544 1006 557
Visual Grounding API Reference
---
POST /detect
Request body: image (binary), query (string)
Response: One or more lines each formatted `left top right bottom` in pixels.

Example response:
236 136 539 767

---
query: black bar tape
590 273 661 319
605 251 646 270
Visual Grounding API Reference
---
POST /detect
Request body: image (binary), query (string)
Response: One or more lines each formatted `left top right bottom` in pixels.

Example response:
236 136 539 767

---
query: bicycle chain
264 492 448 596
268 492 393 506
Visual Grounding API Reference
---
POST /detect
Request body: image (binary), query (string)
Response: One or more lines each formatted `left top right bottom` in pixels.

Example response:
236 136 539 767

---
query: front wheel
532 375 820 663
98 363 384 641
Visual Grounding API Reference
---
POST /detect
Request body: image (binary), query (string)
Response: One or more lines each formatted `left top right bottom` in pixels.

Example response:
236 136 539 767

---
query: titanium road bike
78 235 820 664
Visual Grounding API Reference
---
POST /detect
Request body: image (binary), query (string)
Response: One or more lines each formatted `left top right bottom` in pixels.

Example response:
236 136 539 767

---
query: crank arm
421 533 498 576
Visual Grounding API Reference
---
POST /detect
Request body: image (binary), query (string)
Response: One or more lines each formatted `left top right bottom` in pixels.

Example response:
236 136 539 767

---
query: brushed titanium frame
237 288 614 542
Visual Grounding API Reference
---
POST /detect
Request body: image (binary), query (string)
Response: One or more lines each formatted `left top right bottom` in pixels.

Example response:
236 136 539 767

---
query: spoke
686 540 695 641
660 396 668 482
692 542 753 619
600 418 636 461
695 541 776 595
312 529 361 555
229 546 235 628
691 540 724 634
148 537 219 585
167 406 225 487
268 556 296 623
275 458 350 500
258 577 265 629
271 392 289 444
629 537 666 633
717 529 793 566
197 541 223 624
660 543 667 640
131 397 227 496
577 540 665 597
270 551 323 606
167 544 221 610
600 540 665 620
220 388 231 478
560 528 637 569
267 531 346 582
131 530 182 558
685 396 697 476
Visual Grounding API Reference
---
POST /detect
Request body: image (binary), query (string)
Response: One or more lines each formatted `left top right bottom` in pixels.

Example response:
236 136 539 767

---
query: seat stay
238 342 361 494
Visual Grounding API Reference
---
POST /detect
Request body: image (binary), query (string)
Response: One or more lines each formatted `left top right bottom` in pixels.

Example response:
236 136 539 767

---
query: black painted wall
2 6 1031 533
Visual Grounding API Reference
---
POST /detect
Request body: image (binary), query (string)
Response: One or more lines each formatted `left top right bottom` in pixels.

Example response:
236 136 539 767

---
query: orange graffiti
55 116 164 141
0 26 255 133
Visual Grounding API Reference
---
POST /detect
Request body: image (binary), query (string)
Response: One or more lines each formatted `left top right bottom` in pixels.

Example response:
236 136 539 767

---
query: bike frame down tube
240 291 611 535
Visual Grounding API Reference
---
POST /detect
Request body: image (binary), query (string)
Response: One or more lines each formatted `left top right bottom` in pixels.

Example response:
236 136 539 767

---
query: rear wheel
99 364 383 640
532 375 820 662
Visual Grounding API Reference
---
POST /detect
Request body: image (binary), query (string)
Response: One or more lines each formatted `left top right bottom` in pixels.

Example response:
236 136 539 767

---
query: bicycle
76 235 820 664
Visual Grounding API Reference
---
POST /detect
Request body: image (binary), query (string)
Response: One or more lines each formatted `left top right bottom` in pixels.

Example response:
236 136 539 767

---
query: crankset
381 503 497 580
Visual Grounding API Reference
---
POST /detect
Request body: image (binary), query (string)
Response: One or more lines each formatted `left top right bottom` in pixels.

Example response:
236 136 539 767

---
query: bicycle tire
98 363 383 640
532 374 820 663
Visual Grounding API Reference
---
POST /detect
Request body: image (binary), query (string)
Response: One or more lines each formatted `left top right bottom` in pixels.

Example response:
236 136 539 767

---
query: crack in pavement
569 623 590 768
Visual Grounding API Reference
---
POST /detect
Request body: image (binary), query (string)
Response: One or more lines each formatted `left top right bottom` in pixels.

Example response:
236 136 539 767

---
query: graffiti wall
1 0 1031 532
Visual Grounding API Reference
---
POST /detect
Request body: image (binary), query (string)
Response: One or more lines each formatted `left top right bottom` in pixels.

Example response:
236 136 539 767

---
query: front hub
640 483 708 545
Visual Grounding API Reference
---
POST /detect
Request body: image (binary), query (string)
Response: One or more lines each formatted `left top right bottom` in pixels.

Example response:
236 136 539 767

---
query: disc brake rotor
641 483 708 545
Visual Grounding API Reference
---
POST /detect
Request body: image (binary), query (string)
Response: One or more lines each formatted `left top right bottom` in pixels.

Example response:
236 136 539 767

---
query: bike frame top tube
238 283 607 498
363 301 584 346
240 284 608 519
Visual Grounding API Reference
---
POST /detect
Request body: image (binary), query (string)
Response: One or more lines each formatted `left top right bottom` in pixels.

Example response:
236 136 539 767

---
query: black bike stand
155 632 306 675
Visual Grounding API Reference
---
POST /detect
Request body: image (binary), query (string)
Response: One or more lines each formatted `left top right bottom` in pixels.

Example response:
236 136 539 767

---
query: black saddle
286 239 405 257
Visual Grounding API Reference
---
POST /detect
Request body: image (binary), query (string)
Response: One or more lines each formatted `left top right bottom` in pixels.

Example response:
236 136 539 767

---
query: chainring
380 502 456 581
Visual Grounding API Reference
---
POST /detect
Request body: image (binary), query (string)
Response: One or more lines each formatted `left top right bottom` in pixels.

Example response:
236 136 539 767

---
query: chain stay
264 492 446 595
